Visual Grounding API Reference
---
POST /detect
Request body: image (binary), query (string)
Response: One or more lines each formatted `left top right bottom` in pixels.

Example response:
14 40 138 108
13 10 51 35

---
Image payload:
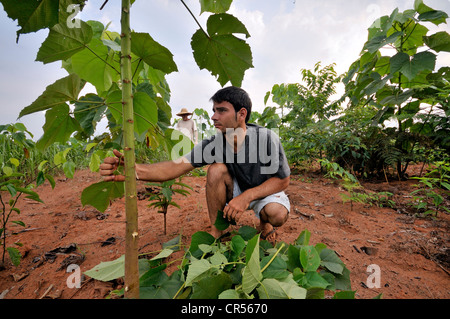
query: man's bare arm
99 149 194 182
135 159 194 182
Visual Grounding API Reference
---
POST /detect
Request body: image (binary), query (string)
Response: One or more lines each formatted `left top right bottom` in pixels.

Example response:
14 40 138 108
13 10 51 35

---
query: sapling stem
120 0 139 299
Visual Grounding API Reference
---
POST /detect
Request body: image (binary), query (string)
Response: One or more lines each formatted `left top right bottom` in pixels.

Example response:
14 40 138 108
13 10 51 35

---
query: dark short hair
210 86 252 123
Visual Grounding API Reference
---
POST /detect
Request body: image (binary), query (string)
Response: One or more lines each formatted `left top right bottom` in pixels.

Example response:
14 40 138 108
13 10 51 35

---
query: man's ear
238 108 247 121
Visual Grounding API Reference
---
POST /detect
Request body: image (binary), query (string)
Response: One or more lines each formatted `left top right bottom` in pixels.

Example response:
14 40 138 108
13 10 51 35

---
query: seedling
147 178 192 234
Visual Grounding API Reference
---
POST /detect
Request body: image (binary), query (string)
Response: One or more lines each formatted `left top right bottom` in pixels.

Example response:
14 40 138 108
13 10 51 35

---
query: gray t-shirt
184 123 290 192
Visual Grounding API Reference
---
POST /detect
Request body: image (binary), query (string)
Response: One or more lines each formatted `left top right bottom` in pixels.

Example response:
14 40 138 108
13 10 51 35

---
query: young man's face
211 101 246 133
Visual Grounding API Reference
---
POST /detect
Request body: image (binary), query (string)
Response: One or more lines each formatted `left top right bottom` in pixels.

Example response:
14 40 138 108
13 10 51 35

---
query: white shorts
231 178 290 217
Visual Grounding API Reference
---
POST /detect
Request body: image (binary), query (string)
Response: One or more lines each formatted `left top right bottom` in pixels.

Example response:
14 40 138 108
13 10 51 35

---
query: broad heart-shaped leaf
319 248 344 275
207 13 250 38
36 20 93 64
257 278 306 299
394 21 428 56
300 245 320 272
81 181 124 213
242 234 262 294
106 90 158 135
418 10 449 26
191 13 253 87
364 31 402 54
188 231 215 259
84 254 149 282
0 0 58 40
71 38 120 93
74 93 106 137
185 259 211 287
131 32 178 74
19 74 85 118
191 271 233 299
390 52 410 74
0 0 87 41
140 270 183 299
199 0 232 14
424 31 450 53
133 92 158 135
399 51 436 80
36 104 81 150
84 255 125 281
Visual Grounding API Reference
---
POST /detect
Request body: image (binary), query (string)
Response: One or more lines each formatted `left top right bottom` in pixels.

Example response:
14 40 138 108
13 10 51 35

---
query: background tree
343 0 450 179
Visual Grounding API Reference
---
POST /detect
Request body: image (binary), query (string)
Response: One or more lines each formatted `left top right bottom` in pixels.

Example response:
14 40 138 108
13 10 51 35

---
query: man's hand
99 149 125 182
223 193 251 223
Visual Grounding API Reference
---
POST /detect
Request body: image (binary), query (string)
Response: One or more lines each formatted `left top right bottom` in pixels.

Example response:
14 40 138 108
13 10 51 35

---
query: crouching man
99 86 290 242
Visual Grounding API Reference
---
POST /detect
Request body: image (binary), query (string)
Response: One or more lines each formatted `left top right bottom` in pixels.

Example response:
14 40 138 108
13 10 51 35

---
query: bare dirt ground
1 165 449 299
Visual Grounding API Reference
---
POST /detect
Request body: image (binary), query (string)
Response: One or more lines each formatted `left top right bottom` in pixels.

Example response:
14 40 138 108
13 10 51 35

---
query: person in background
175 108 198 145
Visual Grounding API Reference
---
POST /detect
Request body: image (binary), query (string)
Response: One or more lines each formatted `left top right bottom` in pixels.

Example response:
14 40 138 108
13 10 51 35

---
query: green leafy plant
343 0 450 179
318 159 365 211
147 179 193 235
84 228 354 299
0 123 55 269
409 160 450 216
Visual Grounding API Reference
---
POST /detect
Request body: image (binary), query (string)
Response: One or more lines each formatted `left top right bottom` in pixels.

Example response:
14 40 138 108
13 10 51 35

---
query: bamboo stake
120 0 139 299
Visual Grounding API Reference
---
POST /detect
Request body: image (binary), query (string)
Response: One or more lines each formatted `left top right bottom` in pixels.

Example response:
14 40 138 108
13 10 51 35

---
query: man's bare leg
259 203 289 242
205 163 233 238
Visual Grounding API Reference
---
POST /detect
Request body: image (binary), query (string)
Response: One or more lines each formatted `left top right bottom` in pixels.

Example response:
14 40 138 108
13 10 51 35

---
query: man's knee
207 163 230 183
261 203 289 227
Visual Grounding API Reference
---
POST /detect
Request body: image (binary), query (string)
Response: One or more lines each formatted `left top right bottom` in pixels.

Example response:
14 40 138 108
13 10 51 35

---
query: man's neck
224 124 247 153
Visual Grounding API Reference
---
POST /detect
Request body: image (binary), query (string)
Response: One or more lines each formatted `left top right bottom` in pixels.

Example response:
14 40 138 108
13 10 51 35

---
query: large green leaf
73 93 106 137
84 254 149 282
36 103 81 150
106 90 158 135
19 74 85 118
261 255 289 279
188 231 215 259
133 92 158 135
199 0 232 14
242 234 262 294
71 38 120 93
185 259 211 287
36 20 93 64
191 13 253 87
394 21 428 55
84 255 125 281
257 278 307 299
319 248 344 275
418 10 449 26
81 181 124 212
191 271 233 299
0 0 58 40
131 32 178 74
424 31 450 52
400 51 436 80
140 271 183 299
206 13 250 39
300 245 320 272
364 31 403 53
0 0 87 41
390 52 410 74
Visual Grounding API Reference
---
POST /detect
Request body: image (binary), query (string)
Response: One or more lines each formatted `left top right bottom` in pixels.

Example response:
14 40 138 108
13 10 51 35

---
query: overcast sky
1 0 449 140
